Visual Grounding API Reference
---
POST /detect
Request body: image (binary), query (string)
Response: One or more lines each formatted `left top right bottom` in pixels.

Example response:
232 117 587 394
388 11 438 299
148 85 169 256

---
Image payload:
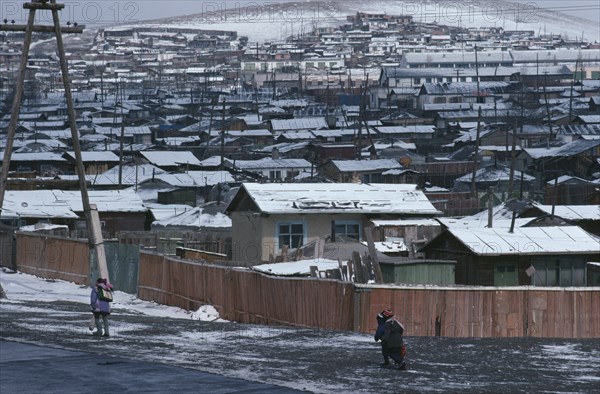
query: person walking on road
374 310 390 366
90 278 113 337
374 309 407 370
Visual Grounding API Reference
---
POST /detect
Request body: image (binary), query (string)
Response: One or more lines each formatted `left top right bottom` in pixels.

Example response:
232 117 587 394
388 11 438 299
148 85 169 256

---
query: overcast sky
2 1 598 27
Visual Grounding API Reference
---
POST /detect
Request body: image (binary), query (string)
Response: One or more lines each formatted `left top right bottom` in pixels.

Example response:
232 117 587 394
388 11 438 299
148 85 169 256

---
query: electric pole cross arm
0 1 86 33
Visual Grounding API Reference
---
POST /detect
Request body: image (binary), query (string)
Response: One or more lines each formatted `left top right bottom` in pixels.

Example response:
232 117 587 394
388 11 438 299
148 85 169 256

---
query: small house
225 183 441 263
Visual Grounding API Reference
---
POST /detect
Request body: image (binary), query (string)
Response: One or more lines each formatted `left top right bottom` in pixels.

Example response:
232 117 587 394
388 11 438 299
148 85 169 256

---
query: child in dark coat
374 309 406 369
374 310 390 366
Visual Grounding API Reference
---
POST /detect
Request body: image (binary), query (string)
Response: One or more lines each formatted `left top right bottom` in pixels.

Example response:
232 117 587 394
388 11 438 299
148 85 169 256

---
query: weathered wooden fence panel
356 286 600 339
15 233 89 285
137 252 356 331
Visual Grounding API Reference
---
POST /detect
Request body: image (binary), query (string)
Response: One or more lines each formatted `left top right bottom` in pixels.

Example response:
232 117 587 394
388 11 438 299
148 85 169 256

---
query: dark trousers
383 346 404 364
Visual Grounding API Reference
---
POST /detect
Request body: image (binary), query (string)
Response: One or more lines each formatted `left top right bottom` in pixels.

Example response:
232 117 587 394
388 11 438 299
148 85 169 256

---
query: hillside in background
131 0 600 42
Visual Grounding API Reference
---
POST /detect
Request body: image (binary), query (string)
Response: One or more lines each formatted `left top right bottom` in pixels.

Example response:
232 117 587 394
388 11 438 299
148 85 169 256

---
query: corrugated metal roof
270 117 328 131
558 124 600 136
448 226 600 255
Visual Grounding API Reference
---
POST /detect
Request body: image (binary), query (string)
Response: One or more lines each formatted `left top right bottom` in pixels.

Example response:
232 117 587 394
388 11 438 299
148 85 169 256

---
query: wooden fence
15 233 89 285
6 235 600 338
138 252 600 338
354 286 600 338
138 252 355 330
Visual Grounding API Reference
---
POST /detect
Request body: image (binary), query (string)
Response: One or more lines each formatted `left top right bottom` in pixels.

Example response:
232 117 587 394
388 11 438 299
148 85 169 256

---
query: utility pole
470 107 482 198
218 98 226 205
474 45 481 102
568 60 578 124
220 98 226 171
543 71 552 145
0 1 109 282
118 80 126 187
507 119 518 199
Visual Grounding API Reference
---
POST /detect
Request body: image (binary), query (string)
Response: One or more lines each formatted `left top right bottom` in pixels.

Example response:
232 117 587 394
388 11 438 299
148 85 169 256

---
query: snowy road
1 272 599 393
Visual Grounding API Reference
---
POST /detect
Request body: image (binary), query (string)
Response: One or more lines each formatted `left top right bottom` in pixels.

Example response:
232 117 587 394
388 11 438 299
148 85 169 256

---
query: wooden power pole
0 1 110 282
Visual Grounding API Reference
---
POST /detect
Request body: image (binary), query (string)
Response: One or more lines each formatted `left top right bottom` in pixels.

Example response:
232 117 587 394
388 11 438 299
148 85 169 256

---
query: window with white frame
277 222 304 250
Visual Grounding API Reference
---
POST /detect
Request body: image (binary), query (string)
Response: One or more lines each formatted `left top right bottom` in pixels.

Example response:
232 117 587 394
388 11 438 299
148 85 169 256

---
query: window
277 222 304 250
531 258 586 287
332 221 361 240
413 78 421 85
269 170 281 180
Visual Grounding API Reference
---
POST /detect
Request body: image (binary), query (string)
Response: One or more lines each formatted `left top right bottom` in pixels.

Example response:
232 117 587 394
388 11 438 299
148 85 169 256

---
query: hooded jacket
91 282 112 314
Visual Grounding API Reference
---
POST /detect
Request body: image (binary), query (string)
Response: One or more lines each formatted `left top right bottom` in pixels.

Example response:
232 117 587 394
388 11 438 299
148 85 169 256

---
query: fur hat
382 309 394 318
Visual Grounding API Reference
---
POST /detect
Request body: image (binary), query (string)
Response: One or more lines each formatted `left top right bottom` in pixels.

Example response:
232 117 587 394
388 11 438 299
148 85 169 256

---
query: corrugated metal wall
15 233 139 292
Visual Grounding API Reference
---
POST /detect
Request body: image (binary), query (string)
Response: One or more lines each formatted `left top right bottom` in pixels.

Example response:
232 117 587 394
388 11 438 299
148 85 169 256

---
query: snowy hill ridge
125 0 600 42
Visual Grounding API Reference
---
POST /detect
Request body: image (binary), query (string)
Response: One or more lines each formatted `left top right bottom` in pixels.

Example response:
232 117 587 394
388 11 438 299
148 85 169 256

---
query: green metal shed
379 259 456 285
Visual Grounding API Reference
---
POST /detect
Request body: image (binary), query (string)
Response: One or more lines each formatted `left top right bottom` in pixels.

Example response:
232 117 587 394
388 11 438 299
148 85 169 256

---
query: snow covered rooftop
331 159 402 172
229 183 441 215
60 164 166 187
140 151 203 167
370 219 441 227
233 158 311 170
145 203 195 221
270 117 328 132
252 259 340 277
531 204 600 221
446 226 600 255
365 240 408 254
64 151 120 162
8 152 67 162
152 206 231 229
1 190 79 220
374 125 436 135
455 164 535 183
1 189 147 218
